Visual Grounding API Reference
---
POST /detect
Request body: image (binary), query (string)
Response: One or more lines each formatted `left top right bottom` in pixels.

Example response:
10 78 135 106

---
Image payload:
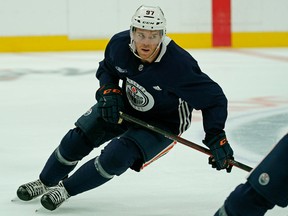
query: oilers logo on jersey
126 78 154 112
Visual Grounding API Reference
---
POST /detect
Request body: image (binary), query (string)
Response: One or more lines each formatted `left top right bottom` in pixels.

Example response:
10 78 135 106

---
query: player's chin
139 52 151 59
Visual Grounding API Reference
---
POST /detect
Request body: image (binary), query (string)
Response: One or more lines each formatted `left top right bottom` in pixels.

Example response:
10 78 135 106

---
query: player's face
133 28 162 63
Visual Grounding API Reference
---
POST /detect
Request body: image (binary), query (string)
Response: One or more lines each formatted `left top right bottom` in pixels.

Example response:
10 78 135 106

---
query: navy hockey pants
40 127 143 195
40 103 173 196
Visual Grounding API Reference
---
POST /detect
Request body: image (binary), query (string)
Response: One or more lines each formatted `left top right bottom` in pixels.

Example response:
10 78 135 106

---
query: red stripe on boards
212 0 231 47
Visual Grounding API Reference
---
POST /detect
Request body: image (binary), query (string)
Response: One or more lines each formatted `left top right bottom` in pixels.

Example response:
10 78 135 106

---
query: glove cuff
203 132 227 148
96 83 122 101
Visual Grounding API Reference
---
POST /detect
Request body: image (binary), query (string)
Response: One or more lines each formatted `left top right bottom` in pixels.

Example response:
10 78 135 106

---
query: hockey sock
62 137 142 196
62 158 112 196
40 150 77 187
40 128 94 187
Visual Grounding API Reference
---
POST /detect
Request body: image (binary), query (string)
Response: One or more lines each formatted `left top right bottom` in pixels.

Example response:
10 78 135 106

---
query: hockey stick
119 112 253 172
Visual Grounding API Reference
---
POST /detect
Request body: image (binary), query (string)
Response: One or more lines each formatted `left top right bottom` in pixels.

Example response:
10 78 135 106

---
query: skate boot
40 181 70 211
17 179 49 201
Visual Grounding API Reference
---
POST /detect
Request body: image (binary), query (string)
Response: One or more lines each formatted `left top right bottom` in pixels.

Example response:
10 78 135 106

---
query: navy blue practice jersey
96 30 228 137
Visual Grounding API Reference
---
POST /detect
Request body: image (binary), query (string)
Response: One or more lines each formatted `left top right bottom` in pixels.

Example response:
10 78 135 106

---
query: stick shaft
120 112 252 172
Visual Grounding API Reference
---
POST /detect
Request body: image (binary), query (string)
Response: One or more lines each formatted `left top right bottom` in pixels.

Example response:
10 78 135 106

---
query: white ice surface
0 48 287 215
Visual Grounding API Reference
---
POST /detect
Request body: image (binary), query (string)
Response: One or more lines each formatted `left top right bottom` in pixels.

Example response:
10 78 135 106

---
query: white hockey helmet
131 5 166 33
129 5 166 61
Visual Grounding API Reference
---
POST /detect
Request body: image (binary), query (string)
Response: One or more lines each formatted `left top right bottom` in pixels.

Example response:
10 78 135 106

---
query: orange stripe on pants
141 141 177 170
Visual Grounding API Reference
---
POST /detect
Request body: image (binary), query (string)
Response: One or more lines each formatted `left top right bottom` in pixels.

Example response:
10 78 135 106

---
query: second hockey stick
119 112 253 172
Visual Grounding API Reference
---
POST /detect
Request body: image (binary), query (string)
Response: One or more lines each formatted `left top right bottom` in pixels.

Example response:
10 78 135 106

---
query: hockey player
16 5 234 211
215 133 288 216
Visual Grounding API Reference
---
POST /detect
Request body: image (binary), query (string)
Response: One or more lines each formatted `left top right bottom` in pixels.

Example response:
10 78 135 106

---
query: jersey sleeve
167 61 228 139
96 58 119 86
96 31 131 87
96 33 124 86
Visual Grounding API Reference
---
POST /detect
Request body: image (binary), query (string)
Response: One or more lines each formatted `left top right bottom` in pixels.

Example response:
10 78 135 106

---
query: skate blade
11 196 40 205
11 196 24 203
35 206 47 213
11 197 18 202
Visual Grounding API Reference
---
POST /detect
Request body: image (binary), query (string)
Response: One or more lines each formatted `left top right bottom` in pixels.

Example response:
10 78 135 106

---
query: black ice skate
17 179 49 201
40 181 70 211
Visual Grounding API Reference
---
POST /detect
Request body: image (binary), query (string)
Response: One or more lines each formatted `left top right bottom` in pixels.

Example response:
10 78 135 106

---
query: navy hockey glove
203 132 234 173
96 84 124 124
